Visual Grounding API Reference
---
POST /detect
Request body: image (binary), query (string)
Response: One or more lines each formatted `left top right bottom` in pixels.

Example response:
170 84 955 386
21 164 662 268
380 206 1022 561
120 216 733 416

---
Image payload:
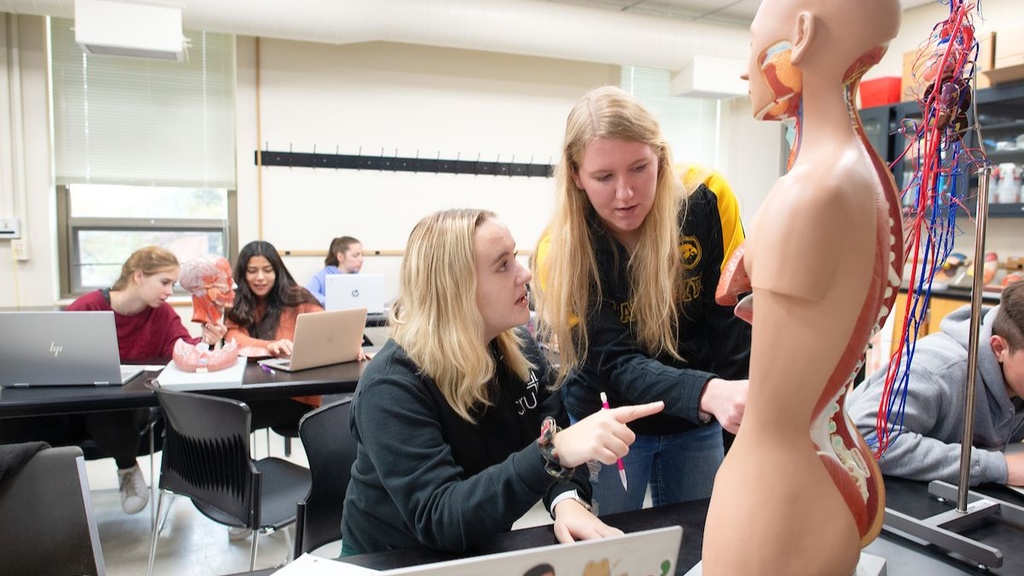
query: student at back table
226 240 326 432
306 235 364 306
847 280 1024 486
0 246 225 515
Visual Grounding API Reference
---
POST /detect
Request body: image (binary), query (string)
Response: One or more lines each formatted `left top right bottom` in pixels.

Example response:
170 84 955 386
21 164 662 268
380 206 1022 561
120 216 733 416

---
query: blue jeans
571 415 724 516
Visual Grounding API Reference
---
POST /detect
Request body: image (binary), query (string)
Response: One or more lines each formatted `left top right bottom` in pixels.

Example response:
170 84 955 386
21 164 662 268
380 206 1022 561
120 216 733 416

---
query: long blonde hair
390 209 533 422
111 246 180 291
535 86 686 381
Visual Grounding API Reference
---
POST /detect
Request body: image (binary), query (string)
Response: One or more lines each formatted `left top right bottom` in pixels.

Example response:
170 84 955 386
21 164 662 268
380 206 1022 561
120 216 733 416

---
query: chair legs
147 490 170 576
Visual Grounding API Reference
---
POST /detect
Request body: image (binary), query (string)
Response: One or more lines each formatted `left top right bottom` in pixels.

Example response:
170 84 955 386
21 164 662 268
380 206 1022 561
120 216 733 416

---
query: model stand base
883 480 1024 570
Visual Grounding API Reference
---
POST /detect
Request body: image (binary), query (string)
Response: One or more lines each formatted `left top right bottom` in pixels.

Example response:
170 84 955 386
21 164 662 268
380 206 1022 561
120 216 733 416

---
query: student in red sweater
0 246 224 515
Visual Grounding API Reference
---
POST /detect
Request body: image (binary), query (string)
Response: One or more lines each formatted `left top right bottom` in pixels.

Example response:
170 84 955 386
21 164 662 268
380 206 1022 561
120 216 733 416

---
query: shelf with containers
881 79 1024 218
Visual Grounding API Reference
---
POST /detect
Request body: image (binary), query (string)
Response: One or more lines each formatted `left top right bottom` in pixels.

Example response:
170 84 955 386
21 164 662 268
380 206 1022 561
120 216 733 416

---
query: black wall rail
256 149 554 178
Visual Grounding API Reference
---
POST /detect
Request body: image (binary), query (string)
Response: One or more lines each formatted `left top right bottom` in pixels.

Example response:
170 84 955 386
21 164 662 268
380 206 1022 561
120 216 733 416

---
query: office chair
293 396 356 557
147 386 311 575
0 445 107 576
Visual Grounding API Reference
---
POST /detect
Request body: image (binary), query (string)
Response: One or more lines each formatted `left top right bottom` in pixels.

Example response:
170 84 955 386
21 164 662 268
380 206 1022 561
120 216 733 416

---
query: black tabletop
256 477 1024 576
0 360 367 418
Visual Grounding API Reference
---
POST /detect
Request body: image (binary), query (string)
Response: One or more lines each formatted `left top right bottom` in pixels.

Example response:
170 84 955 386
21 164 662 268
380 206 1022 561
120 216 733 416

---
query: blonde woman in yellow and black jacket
533 86 751 516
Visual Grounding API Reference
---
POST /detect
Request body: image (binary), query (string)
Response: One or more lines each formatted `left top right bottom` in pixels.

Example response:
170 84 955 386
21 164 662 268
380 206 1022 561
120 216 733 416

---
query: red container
860 76 902 108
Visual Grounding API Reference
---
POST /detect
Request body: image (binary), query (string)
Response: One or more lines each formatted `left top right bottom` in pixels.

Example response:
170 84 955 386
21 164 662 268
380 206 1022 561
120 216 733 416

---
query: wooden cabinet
889 293 970 354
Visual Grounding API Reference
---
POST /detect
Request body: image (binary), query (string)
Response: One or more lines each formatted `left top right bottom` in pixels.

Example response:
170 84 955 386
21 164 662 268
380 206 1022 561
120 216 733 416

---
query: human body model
702 1 903 574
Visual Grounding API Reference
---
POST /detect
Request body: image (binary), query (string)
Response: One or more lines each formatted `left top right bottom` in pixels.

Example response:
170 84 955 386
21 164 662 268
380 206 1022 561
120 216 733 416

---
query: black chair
293 396 356 557
0 445 106 576
147 386 311 575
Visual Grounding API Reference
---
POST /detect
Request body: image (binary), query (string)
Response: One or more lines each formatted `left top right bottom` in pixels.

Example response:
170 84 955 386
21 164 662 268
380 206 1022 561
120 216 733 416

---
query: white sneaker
228 526 253 541
117 465 149 515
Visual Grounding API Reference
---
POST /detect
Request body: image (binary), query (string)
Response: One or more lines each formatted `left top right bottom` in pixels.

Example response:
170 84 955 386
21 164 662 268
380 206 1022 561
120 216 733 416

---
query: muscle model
174 254 238 372
703 1 902 574
178 254 235 326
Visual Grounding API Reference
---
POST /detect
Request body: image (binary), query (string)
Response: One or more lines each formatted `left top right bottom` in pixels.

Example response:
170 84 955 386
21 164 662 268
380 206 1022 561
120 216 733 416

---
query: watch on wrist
698 409 713 424
537 416 574 481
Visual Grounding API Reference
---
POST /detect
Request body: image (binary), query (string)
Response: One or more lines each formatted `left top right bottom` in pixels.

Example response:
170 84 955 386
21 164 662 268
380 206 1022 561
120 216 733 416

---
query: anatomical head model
178 254 235 326
173 254 238 373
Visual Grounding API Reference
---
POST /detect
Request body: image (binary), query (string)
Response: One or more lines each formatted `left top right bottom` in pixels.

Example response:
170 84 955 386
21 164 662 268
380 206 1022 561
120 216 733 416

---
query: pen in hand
600 392 628 491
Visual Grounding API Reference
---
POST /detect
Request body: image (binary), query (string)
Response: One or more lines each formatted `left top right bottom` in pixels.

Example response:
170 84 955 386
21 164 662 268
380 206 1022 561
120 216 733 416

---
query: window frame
56 184 238 298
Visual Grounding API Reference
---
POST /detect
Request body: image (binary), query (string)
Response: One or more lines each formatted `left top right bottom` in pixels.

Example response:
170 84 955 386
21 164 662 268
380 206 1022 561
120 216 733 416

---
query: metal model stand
882 168 1024 570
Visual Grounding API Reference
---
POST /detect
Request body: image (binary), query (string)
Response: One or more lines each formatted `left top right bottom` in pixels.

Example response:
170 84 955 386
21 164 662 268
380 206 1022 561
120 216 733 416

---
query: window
48 18 237 297
621 66 721 169
57 184 236 295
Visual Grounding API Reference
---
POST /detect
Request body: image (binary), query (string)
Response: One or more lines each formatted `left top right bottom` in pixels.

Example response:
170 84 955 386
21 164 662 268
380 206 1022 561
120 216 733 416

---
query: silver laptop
325 273 387 314
0 311 143 387
376 526 682 576
258 308 367 372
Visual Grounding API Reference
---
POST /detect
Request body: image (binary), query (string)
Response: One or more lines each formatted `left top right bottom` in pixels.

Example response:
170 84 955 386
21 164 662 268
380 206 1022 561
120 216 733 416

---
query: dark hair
993 280 1024 352
227 240 319 340
325 236 361 266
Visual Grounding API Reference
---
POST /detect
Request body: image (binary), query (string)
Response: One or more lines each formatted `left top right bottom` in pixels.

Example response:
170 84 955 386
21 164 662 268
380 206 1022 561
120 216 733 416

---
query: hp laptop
258 308 367 372
0 311 143 387
325 273 387 314
376 526 682 576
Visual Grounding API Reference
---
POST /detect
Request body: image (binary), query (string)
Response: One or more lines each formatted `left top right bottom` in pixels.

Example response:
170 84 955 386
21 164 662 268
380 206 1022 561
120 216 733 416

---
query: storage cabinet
863 79 1024 218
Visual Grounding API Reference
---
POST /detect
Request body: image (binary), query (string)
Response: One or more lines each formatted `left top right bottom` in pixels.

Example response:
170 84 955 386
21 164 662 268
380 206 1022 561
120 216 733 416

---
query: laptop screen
0 311 124 387
325 273 387 314
375 526 682 576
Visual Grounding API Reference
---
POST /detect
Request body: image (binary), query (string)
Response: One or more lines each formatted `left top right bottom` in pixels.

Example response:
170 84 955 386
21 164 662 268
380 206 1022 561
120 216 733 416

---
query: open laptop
258 308 367 372
0 311 143 387
375 526 682 576
325 273 387 314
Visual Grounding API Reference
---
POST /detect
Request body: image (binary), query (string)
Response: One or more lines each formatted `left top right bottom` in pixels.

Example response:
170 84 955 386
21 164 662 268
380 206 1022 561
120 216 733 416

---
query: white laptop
258 308 367 372
376 526 682 576
0 311 143 387
325 274 387 314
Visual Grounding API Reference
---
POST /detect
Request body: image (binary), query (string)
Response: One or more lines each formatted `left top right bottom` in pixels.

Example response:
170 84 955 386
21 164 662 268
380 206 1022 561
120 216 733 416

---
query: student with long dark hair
226 240 323 428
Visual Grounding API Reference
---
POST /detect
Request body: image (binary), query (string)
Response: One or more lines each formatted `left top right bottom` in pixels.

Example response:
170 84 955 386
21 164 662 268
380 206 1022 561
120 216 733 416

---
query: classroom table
232 477 1024 576
0 360 368 419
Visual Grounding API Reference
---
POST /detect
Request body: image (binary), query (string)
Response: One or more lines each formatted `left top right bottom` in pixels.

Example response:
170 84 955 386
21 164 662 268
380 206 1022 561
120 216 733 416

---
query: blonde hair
111 246 180 291
535 86 687 381
390 209 533 422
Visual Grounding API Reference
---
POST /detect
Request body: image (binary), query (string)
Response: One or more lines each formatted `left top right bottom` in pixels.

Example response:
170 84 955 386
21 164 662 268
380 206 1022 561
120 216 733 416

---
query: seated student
341 208 664 555
847 280 1024 486
225 240 326 431
306 236 364 306
0 246 225 514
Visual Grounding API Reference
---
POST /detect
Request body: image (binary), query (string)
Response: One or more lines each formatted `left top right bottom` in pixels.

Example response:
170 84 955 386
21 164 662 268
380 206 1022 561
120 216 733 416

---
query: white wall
0 15 54 308
6 1 1022 310
235 38 619 300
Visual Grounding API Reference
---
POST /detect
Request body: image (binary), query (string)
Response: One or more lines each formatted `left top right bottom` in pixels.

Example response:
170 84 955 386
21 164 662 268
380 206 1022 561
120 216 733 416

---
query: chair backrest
153 386 261 529
294 396 355 555
0 445 106 576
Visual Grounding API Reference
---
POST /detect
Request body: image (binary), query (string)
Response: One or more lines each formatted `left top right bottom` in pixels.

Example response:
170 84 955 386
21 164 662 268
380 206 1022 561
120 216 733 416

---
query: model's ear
571 168 584 191
790 11 815 65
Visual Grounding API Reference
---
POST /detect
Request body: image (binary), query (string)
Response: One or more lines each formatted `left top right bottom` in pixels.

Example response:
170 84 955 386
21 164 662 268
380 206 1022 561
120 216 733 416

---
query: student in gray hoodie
847 280 1024 486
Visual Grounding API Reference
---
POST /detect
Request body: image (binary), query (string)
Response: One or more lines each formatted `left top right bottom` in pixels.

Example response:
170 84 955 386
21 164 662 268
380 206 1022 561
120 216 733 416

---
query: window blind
50 17 236 188
621 66 719 169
